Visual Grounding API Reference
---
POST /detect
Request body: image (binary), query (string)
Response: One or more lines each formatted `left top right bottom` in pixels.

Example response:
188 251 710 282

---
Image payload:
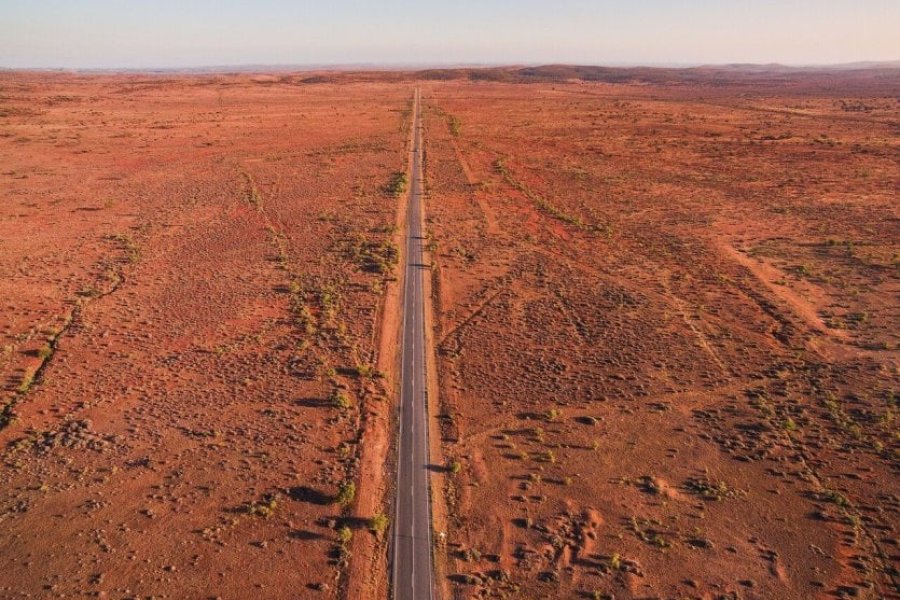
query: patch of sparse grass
348 363 378 379
609 553 622 571
493 157 602 233
343 234 400 276
819 488 850 508
337 525 353 545
373 223 398 235
794 264 813 278
628 516 671 548
368 513 389 535
684 476 733 501
383 171 408 198
461 547 481 562
334 480 356 507
822 391 864 440
246 493 279 518
448 115 462 137
288 277 344 337
0 402 17 428
846 312 868 328
330 389 351 410
17 372 35 394
107 233 140 264
243 172 263 208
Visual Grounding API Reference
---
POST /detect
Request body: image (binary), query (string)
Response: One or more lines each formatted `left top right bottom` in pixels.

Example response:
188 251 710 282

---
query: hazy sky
1 0 897 69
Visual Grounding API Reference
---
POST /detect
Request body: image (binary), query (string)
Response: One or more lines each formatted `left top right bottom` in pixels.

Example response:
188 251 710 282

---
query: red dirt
1 67 897 600
0 73 410 599
421 78 898 599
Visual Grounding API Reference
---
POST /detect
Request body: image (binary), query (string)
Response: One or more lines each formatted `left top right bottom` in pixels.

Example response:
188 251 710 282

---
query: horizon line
2 59 899 74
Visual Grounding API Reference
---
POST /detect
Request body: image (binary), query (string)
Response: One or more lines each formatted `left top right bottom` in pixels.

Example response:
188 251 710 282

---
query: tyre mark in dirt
659 278 728 374
441 117 501 237
437 289 507 348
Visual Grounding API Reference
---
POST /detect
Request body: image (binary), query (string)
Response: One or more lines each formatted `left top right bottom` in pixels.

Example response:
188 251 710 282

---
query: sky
1 0 898 69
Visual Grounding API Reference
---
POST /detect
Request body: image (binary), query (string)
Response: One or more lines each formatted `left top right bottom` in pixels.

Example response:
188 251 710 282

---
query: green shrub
383 172 408 198
337 525 353 545
369 513 389 534
330 389 351 410
335 480 356 507
247 493 278 518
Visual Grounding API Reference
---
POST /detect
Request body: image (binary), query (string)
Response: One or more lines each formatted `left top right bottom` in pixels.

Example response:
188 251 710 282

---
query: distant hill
408 63 900 85
4 62 897 91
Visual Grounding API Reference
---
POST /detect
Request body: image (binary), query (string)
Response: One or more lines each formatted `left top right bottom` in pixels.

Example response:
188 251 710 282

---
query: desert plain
0 66 898 599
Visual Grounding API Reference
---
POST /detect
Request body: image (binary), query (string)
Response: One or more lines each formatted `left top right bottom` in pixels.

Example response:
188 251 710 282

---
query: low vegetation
383 171 408 198
334 480 356 507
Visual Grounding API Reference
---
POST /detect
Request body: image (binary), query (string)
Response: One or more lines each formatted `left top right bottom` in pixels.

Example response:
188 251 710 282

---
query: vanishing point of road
392 88 436 600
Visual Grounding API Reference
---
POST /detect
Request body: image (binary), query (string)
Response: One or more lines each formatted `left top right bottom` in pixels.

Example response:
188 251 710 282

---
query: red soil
421 78 898 599
0 67 897 600
0 73 410 599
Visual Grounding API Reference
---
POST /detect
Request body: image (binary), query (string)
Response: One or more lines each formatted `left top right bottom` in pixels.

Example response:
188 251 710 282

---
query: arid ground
0 73 412 599
1 67 898 600
422 74 898 599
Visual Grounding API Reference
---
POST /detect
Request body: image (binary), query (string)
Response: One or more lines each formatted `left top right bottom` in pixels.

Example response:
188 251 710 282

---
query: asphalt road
392 89 435 600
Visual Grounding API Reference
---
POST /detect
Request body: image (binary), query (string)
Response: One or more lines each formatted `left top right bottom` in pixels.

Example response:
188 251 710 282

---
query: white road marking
394 88 434 600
